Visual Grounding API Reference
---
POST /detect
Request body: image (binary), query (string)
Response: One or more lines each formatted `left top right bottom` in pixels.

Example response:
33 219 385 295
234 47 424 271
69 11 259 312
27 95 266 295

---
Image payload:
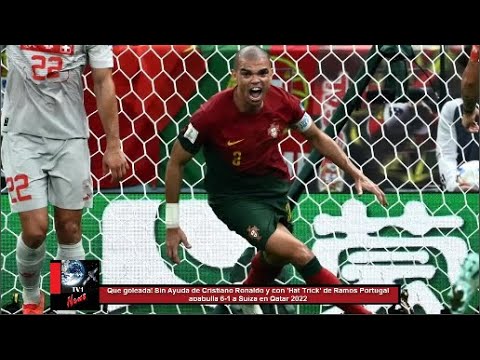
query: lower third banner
99 285 399 304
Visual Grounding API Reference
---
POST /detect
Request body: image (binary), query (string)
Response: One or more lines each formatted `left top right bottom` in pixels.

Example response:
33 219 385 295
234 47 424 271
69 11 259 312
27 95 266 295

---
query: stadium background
1 45 478 314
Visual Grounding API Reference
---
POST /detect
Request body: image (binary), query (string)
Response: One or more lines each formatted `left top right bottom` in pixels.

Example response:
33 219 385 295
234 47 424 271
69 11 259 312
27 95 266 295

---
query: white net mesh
1 45 478 315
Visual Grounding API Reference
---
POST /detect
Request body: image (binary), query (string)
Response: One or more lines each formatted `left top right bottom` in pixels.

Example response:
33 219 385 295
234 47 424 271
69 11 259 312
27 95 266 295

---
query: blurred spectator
461 45 479 133
381 99 436 147
436 98 479 191
366 88 438 190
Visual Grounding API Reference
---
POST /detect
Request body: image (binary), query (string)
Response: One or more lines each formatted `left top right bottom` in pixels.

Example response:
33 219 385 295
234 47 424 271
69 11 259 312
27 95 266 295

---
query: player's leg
16 209 48 313
210 197 287 286
242 199 293 286
53 208 85 259
48 138 91 314
49 138 92 260
209 197 287 314
2 133 50 313
264 224 371 314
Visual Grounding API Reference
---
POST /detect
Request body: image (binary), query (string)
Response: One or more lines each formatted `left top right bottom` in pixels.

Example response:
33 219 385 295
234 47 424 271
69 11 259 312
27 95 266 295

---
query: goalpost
1 45 478 315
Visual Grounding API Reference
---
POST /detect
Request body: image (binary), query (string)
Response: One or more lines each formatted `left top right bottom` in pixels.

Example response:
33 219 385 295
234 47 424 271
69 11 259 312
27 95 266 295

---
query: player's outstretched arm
92 67 129 182
302 124 387 206
165 140 194 264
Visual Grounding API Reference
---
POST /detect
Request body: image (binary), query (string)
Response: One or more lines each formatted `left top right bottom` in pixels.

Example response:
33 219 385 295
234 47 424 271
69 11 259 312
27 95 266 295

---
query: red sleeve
189 107 211 142
285 91 305 125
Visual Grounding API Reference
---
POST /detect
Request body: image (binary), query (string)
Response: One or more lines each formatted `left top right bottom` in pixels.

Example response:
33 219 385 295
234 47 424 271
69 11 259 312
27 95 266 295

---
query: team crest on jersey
246 226 262 241
268 123 280 139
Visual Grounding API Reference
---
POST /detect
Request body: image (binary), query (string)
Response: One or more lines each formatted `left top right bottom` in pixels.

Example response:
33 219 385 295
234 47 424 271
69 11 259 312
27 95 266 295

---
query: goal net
1 45 478 315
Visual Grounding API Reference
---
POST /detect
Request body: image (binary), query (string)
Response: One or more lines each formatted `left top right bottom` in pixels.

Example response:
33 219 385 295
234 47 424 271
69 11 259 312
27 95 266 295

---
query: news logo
50 260 100 311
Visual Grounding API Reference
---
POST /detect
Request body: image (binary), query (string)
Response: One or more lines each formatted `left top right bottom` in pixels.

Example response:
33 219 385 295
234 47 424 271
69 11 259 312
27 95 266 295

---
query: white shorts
1 133 93 213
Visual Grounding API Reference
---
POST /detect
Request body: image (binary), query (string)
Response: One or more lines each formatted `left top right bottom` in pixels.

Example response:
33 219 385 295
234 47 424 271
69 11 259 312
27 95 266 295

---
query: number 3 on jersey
31 55 63 81
232 151 242 166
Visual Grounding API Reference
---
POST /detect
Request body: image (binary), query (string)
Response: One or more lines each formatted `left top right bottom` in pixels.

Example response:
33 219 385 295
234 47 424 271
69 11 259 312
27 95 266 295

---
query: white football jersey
1 45 113 139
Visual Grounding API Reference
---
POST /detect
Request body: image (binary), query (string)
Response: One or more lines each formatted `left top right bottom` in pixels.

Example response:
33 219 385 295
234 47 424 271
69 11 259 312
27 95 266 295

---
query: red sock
243 251 283 285
304 267 371 314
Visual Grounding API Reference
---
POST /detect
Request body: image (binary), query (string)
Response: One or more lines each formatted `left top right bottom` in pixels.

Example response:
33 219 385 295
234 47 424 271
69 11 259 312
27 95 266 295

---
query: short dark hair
233 45 270 70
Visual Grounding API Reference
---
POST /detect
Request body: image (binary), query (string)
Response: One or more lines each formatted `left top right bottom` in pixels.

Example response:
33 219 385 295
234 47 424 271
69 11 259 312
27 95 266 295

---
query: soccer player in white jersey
1 45 129 314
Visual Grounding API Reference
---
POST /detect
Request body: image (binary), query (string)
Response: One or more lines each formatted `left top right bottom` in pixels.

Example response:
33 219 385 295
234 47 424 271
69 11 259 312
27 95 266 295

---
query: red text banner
99 285 399 304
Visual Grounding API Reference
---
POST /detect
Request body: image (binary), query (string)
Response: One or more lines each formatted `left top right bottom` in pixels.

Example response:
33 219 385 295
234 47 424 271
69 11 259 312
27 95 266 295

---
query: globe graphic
61 260 86 287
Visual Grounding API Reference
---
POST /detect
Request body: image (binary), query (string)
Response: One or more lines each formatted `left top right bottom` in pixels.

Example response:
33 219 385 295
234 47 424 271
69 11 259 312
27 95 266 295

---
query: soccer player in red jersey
165 45 387 314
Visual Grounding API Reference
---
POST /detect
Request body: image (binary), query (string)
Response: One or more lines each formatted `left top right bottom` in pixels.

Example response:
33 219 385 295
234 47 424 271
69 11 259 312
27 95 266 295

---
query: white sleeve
292 111 313 132
436 100 460 191
86 45 114 69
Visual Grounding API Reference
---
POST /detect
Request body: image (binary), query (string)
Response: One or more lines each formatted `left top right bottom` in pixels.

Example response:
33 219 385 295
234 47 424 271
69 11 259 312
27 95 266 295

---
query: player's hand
456 181 479 192
103 147 130 182
462 109 479 133
166 227 192 264
354 174 388 206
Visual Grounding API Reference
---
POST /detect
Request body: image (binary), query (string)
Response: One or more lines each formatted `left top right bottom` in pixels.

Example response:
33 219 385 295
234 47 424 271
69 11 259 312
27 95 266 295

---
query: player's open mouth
249 87 262 102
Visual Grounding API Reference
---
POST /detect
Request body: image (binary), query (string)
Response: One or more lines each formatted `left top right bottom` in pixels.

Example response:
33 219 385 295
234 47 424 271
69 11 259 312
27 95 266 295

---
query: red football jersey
179 85 306 195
